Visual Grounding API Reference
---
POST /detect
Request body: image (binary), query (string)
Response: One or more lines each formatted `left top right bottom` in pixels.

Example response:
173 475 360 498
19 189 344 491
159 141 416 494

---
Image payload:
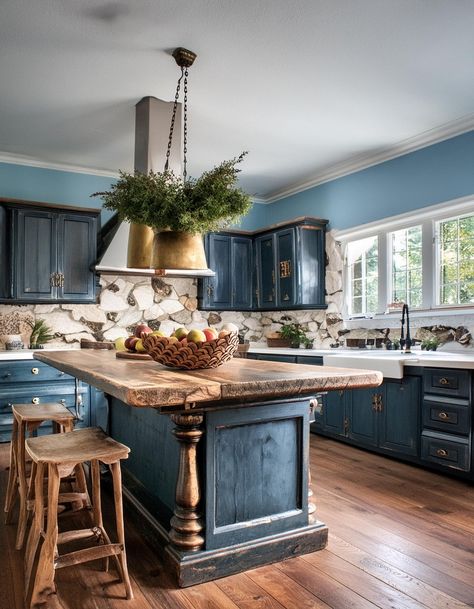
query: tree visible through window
347 236 378 315
390 226 422 307
438 214 474 305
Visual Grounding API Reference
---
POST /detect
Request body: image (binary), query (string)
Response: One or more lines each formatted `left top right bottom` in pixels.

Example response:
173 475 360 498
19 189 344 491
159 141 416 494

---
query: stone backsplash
0 231 472 349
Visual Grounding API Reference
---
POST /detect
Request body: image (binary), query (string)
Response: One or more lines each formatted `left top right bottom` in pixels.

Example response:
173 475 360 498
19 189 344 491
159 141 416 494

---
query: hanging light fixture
94 47 251 276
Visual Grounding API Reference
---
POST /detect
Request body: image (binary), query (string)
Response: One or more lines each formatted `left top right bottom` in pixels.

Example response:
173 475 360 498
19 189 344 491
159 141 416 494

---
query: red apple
124 336 139 351
134 324 152 338
203 327 218 341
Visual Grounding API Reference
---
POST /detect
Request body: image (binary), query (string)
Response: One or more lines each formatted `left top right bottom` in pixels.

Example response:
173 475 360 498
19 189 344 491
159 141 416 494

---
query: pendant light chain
164 66 184 173
183 67 189 180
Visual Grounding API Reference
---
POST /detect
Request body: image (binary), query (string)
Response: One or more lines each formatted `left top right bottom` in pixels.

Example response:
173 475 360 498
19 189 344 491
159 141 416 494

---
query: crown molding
0 152 119 178
263 115 474 204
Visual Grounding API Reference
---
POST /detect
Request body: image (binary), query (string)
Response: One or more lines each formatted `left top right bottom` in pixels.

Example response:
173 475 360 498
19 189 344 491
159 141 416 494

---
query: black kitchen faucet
400 304 412 353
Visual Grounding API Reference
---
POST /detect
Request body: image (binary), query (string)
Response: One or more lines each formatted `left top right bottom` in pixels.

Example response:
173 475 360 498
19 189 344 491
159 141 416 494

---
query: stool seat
26 427 130 465
12 403 75 423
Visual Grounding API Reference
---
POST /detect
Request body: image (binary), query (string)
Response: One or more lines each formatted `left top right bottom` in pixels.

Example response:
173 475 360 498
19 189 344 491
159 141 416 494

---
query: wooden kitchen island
34 350 382 586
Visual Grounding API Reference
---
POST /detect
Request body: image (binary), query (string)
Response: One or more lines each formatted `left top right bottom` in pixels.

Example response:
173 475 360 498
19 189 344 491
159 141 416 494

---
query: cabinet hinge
344 417 349 434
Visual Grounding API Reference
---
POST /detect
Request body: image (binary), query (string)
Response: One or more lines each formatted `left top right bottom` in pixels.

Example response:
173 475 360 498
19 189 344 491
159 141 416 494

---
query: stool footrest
57 527 103 545
55 543 123 570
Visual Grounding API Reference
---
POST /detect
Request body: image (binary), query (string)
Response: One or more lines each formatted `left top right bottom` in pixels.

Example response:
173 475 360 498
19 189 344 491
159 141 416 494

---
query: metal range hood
95 96 214 278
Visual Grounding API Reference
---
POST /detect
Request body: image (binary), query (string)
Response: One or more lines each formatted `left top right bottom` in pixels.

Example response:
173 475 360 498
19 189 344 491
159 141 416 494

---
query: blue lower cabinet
379 378 420 456
320 390 347 436
348 387 379 447
0 359 102 442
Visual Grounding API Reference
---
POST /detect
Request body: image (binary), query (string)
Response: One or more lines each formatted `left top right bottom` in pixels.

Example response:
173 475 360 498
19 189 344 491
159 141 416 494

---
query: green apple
135 338 148 353
114 337 127 351
187 329 206 344
173 327 189 340
151 330 166 337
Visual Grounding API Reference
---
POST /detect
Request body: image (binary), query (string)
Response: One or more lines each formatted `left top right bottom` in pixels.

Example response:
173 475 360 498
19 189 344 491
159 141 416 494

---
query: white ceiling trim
0 114 473 205
262 114 474 204
0 152 119 179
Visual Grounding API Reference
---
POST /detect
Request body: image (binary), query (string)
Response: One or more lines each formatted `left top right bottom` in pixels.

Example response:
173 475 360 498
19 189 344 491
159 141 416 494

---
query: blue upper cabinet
256 218 328 311
0 201 98 303
255 234 276 308
200 233 253 310
199 218 328 311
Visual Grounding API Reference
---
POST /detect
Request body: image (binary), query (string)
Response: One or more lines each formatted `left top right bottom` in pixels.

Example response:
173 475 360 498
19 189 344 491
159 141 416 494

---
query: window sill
344 306 474 326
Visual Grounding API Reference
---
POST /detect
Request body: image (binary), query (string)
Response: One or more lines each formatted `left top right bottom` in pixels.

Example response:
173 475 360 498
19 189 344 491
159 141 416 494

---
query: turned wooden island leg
169 414 204 552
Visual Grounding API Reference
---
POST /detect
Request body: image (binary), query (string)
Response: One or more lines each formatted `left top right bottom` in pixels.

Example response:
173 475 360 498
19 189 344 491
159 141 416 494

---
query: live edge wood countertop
34 350 383 411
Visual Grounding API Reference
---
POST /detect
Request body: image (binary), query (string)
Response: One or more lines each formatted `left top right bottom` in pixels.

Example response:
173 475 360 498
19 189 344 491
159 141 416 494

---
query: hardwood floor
1 435 473 609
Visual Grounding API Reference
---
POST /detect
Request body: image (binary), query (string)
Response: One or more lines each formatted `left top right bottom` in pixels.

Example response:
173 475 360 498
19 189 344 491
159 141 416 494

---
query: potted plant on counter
279 323 311 349
28 319 54 349
92 153 251 270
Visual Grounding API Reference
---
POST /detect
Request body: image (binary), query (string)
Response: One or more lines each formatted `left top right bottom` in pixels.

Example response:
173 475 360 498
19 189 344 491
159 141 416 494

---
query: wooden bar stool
25 427 133 608
4 403 77 550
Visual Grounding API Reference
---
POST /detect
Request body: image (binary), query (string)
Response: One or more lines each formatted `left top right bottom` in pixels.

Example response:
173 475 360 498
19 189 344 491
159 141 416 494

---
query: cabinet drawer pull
438 411 450 420
439 377 450 385
32 397 40 405
31 367 39 375
436 448 448 457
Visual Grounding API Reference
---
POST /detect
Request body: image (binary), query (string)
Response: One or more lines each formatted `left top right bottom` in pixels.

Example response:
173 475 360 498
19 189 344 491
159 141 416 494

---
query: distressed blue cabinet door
276 228 296 307
321 390 347 436
348 386 379 447
231 236 253 309
379 378 420 456
207 234 232 308
58 213 97 302
15 209 57 300
255 234 275 308
297 224 326 307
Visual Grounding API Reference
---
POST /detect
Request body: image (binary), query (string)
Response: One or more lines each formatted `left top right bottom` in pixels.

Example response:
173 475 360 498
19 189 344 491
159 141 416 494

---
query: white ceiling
1 0 474 201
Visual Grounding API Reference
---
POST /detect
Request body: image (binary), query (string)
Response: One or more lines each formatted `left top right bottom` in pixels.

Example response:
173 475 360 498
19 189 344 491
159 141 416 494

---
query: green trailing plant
92 153 252 234
28 319 55 347
279 323 310 348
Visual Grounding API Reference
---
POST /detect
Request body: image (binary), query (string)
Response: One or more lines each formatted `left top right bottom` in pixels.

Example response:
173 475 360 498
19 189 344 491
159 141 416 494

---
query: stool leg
73 463 91 511
24 461 44 601
30 462 60 609
16 420 29 549
110 461 133 600
4 418 19 524
90 459 110 572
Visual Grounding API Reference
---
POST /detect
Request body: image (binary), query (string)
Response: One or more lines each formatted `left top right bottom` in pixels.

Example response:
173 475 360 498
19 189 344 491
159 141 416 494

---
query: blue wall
1 130 473 231
243 130 474 231
0 162 117 223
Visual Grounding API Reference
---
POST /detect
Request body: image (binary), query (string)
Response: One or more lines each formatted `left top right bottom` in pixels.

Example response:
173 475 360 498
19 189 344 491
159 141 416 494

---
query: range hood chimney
95 97 214 278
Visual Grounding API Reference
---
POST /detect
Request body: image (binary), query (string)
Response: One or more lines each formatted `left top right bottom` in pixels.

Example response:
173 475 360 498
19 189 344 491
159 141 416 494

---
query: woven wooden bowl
142 332 240 370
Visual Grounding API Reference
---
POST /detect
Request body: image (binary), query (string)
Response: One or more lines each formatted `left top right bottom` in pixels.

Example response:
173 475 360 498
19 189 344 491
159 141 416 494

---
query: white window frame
337 196 474 320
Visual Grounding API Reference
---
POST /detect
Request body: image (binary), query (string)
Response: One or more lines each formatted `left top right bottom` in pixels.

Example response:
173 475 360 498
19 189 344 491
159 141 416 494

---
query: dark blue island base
110 395 328 587
33 351 382 587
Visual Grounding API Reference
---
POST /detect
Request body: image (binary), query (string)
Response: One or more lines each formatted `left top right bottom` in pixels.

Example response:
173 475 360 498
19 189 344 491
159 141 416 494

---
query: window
437 213 474 306
338 198 474 318
390 225 422 308
347 236 378 315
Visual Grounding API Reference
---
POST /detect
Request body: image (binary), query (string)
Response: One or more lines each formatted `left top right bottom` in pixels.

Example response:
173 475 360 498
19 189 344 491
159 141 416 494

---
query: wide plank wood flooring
1 435 473 609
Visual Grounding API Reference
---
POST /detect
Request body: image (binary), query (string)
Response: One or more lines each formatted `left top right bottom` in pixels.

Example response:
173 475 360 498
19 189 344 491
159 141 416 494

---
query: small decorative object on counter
3 334 24 350
28 319 54 349
266 332 292 348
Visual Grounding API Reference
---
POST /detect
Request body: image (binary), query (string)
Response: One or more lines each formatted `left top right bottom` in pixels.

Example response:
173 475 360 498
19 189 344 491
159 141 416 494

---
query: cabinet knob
436 448 448 457
32 397 40 405
438 411 450 420
439 377 450 385
31 367 39 375
59 399 66 405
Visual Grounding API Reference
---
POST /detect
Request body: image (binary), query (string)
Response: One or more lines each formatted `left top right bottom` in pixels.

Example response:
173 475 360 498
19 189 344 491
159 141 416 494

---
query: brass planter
127 223 154 268
151 231 208 270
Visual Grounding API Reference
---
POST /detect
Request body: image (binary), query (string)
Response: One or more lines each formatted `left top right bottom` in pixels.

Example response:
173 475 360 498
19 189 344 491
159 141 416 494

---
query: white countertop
248 344 474 378
0 347 79 360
